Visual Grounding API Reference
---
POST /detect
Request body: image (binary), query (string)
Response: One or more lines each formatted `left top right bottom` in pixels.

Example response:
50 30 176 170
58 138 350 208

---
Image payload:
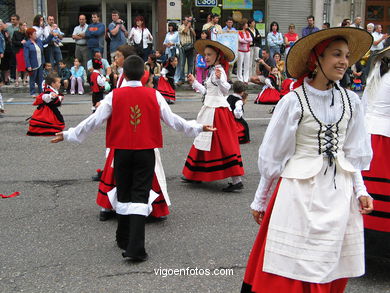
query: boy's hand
202 125 217 132
51 132 64 143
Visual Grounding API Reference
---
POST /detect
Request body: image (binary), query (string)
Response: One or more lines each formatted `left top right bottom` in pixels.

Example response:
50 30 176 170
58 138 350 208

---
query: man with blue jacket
85 12 105 58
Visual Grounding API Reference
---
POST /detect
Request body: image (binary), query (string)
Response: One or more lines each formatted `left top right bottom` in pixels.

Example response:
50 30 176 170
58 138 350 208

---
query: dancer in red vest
52 55 215 261
90 58 106 112
27 74 64 136
182 40 245 192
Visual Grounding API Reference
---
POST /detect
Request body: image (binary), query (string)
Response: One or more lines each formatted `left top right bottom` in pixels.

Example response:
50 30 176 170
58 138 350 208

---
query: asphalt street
0 89 389 293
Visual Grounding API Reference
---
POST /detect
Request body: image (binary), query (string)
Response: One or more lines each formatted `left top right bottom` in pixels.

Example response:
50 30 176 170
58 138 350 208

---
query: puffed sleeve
250 92 302 211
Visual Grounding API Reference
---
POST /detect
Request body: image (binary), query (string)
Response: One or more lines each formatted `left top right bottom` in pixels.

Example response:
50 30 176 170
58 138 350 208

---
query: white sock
232 176 241 185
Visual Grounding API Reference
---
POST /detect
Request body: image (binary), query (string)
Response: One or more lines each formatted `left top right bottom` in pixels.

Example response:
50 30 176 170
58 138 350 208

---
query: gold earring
313 66 318 75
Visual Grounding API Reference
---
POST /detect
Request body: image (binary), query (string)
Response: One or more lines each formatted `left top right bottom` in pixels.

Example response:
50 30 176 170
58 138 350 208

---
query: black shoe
99 210 116 221
122 252 148 262
146 215 167 223
181 176 202 184
222 182 244 192
92 170 103 181
166 99 175 105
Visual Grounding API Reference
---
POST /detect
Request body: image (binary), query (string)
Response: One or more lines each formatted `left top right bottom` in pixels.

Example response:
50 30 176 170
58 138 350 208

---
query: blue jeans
179 46 194 82
269 46 281 59
29 65 43 96
52 46 63 71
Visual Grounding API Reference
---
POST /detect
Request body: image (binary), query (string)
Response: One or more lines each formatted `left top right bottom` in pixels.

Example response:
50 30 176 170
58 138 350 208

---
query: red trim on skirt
96 148 170 218
241 179 348 293
157 77 176 101
27 106 65 136
254 88 281 104
362 134 390 232
16 49 26 72
182 107 244 182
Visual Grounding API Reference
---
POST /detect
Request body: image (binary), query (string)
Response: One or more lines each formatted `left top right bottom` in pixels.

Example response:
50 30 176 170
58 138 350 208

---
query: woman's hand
51 132 64 143
202 125 217 132
187 73 195 84
251 210 265 225
215 68 221 79
359 196 373 214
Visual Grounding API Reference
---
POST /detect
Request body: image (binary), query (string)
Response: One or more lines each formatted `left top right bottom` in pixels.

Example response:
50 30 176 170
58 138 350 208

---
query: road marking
246 118 271 121
6 98 14 102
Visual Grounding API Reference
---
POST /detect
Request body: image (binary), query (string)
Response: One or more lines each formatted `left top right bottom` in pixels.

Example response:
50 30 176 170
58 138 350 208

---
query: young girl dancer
27 74 65 136
254 67 281 104
182 40 245 192
157 56 178 104
241 27 374 293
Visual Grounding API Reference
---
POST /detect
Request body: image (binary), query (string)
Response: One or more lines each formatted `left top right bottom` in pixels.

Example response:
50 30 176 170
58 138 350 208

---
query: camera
116 20 125 25
190 18 196 24
255 57 260 62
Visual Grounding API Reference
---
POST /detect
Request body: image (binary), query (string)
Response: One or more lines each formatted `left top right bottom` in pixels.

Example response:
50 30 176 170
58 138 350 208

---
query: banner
215 31 239 63
222 0 253 10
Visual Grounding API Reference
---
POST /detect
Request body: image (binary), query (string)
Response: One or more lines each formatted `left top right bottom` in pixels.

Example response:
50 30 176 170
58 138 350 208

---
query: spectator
58 60 71 93
72 14 89 70
32 15 45 42
195 30 208 85
177 16 196 85
87 51 111 76
267 21 283 59
223 16 236 31
284 24 299 56
85 12 105 58
24 27 54 97
322 22 330 29
202 14 222 40
112 44 137 88
155 49 166 66
371 24 389 53
163 22 179 59
341 18 351 27
366 23 374 33
6 14 20 82
247 19 261 77
273 52 285 80
51 23 64 47
43 16 55 68
237 20 252 83
0 20 5 112
350 16 363 29
250 48 276 85
42 62 53 79
70 57 85 95
108 10 128 61
145 53 161 88
302 15 319 37
0 20 12 85
11 21 28 86
128 16 153 61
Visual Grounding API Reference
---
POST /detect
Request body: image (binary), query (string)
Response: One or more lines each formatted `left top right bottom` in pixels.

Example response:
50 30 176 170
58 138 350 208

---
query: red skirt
27 105 65 136
254 88 281 104
236 118 250 144
182 107 244 181
157 77 176 101
96 148 170 218
15 49 26 72
241 180 349 293
362 134 390 232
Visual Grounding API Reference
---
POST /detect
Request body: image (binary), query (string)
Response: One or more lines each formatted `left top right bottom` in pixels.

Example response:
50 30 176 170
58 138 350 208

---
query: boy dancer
52 55 214 261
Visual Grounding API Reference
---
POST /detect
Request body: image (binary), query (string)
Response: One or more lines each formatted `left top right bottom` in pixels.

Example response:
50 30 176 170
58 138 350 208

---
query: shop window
57 0 101 37
0 0 15 23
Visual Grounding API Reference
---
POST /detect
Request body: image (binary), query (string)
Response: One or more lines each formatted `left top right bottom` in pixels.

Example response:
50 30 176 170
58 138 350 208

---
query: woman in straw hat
182 40 245 192
361 46 390 234
241 27 374 292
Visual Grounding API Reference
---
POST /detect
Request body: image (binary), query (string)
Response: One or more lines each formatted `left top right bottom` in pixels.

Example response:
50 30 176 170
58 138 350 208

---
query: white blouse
129 27 153 49
251 79 372 212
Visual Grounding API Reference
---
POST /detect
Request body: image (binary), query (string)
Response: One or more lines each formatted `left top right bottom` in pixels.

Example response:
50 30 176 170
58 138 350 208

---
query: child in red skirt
242 27 374 293
254 67 281 104
157 56 178 104
90 58 106 112
182 40 245 192
27 74 64 136
227 81 250 144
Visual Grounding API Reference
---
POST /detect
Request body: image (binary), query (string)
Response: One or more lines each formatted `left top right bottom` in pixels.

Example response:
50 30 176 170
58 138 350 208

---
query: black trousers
92 92 104 107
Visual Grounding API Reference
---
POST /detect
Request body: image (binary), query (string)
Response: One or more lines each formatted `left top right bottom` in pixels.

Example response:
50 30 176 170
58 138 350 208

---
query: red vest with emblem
106 86 163 149
90 71 103 93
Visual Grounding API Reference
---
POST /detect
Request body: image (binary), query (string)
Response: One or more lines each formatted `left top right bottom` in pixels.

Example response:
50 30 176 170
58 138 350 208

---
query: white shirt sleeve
97 74 106 87
215 67 230 96
234 100 243 119
63 92 113 143
161 68 168 77
250 92 302 211
192 80 206 95
156 91 203 137
42 93 56 103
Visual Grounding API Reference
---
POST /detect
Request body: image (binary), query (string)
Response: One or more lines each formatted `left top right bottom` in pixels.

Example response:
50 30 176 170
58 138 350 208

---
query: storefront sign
222 0 253 10
195 0 218 7
256 23 266 38
167 0 182 21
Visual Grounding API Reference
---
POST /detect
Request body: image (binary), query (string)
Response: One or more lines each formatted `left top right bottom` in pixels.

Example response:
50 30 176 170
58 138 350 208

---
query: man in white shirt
371 24 389 53
72 14 89 69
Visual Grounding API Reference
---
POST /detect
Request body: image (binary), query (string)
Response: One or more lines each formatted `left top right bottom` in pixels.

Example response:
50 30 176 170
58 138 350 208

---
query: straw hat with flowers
194 39 235 62
286 27 373 79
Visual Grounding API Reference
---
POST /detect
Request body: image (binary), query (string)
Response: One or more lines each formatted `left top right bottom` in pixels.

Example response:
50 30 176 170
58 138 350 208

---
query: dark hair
307 15 315 20
123 55 145 80
247 18 255 26
32 15 43 27
273 52 282 59
45 73 60 85
211 13 219 19
148 53 157 63
201 30 208 35
92 58 102 69
323 22 330 29
44 62 52 68
168 22 178 32
270 21 279 32
11 14 20 21
262 47 270 54
117 44 137 59
91 12 100 18
232 81 247 93
58 60 65 65
341 19 350 27
134 16 145 28
226 17 234 22
164 56 178 67
112 10 119 15
93 51 101 57
380 57 390 77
